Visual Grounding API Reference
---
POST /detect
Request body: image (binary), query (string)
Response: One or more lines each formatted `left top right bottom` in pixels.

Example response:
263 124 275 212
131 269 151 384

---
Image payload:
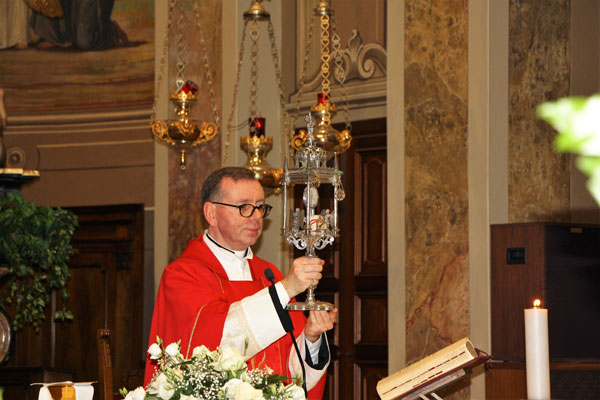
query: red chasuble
144 237 326 399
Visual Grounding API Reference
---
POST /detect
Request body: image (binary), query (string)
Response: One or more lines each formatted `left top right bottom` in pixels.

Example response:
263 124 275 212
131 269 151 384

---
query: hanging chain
293 14 314 138
248 20 260 126
319 13 331 126
151 0 177 122
193 0 219 126
319 14 331 99
222 19 249 166
331 15 351 132
267 20 292 157
174 3 187 90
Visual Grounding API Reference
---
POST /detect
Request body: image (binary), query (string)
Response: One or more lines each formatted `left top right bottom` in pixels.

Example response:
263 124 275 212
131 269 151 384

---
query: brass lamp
241 117 282 190
243 0 270 20
291 0 352 154
291 93 352 153
151 0 220 170
225 0 288 191
151 80 218 169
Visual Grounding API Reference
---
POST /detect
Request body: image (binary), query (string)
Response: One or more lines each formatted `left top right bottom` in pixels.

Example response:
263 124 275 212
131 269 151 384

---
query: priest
145 167 337 399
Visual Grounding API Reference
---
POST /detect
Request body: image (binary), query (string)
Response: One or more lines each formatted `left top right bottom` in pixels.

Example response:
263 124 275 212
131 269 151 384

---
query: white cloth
37 383 94 400
74 385 94 399
38 386 53 400
289 332 331 389
203 233 324 377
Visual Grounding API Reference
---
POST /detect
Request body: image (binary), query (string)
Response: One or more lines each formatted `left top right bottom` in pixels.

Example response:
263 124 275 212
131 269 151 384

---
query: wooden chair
97 329 113 400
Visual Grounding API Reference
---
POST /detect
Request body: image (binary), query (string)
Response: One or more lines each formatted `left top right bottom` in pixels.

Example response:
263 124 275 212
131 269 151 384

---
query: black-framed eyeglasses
211 201 273 218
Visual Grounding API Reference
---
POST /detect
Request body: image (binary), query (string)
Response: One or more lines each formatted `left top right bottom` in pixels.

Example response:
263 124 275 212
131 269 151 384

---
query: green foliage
538 94 600 205
0 192 78 331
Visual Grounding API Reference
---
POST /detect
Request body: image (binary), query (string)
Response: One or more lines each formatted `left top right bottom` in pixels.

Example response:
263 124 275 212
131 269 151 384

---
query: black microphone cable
264 268 308 397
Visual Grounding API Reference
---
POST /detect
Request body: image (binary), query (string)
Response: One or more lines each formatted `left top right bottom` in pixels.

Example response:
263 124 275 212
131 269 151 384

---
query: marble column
508 0 570 223
404 0 470 376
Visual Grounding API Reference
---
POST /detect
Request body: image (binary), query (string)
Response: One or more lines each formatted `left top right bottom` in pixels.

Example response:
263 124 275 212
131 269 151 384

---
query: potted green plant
0 192 78 331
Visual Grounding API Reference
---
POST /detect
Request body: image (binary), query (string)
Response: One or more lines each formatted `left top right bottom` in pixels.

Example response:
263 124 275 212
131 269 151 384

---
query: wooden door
1 204 145 400
295 118 388 399
60 205 146 396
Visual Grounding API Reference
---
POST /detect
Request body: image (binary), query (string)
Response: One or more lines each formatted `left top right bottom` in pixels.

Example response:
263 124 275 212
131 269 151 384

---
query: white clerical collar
205 232 251 258
203 231 253 281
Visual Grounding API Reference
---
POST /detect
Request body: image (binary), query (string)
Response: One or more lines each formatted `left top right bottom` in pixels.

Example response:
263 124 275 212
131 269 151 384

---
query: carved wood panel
357 296 387 343
336 118 388 400
359 153 387 274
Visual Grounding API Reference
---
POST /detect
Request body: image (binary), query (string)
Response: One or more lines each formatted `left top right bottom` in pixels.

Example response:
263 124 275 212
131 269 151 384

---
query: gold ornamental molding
303 29 386 89
289 29 387 114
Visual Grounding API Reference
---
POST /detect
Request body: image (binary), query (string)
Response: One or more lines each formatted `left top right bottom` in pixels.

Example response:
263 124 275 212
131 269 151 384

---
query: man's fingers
309 309 338 329
284 257 326 297
291 258 324 286
293 257 325 268
304 308 338 342
298 256 325 264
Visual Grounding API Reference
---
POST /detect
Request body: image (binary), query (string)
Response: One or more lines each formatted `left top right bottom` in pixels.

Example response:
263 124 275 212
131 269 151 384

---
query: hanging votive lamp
152 80 219 169
241 117 282 191
292 93 352 153
150 0 220 170
291 0 353 154
224 0 283 191
243 0 270 20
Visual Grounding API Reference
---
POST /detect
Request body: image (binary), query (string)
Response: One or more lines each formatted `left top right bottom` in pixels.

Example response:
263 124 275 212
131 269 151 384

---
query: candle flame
533 299 541 308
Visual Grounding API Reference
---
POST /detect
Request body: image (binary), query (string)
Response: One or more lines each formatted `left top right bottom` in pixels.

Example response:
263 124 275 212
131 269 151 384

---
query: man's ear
203 202 217 227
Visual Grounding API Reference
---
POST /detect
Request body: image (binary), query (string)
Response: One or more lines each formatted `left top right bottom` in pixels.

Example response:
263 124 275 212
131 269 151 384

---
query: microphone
265 268 294 332
264 267 275 281
264 268 307 396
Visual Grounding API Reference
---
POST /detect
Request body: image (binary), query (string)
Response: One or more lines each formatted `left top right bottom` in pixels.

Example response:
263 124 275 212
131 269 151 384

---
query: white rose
215 346 245 372
148 343 162 360
158 379 175 400
147 373 167 395
165 342 180 357
124 387 146 400
287 384 306 400
233 382 263 400
192 345 211 358
222 378 243 399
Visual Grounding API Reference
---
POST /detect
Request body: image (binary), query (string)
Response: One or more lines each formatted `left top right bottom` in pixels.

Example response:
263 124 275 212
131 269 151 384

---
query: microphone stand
264 268 308 397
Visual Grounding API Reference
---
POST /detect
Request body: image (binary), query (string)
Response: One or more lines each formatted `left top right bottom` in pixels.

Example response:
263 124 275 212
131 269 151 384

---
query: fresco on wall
0 0 154 113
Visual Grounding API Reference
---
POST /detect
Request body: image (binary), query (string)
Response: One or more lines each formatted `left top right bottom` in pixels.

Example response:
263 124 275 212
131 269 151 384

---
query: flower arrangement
121 338 306 400
538 94 600 205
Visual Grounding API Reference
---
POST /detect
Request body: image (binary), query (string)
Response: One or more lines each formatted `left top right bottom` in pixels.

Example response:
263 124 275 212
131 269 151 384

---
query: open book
377 338 489 400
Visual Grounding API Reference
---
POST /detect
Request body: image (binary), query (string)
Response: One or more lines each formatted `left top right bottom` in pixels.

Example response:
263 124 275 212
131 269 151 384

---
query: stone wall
508 0 571 223
404 0 470 372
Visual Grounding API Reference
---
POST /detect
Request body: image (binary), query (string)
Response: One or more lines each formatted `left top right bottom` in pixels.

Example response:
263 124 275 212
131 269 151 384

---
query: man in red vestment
145 167 337 399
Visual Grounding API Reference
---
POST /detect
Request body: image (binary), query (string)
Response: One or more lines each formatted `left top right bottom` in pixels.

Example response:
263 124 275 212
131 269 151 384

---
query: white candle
524 299 551 400
309 214 320 231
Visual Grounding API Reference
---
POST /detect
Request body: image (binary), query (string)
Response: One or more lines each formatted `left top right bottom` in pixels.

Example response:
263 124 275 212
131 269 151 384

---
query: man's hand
281 256 325 298
304 308 338 343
